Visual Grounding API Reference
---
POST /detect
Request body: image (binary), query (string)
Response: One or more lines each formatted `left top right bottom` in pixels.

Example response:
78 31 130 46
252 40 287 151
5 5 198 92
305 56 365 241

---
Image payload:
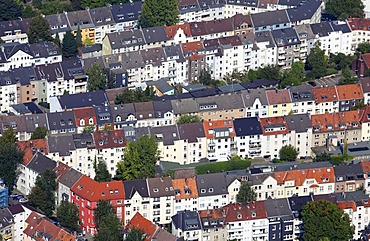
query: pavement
312 75 341 87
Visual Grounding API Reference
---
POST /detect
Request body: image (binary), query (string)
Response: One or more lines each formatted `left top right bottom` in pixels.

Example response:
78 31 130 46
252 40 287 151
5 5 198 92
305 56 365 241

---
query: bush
195 159 252 174
325 68 338 76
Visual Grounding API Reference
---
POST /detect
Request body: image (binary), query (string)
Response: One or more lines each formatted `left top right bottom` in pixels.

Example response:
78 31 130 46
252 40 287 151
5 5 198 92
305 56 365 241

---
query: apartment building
196 173 229 211
233 117 263 158
312 86 339 114
266 89 292 117
172 178 199 213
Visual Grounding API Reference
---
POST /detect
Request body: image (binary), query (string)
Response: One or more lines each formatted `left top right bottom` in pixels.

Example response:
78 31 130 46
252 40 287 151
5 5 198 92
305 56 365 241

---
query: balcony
208 148 215 153
249 144 261 149
208 142 215 147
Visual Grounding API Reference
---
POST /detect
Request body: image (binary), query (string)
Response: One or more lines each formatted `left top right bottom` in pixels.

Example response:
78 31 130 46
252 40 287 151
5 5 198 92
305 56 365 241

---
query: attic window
110 190 113 194
237 213 242 219
201 189 206 193
101 192 105 196
209 188 213 192
115 189 118 194
77 185 83 190
251 212 256 217
154 188 159 192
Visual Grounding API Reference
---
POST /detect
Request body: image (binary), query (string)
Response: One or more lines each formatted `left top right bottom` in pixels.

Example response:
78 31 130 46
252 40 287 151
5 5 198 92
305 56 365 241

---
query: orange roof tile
126 212 157 241
172 177 199 200
312 86 339 103
73 107 97 127
189 53 205 61
181 41 204 54
224 201 267 222
93 129 126 149
199 207 227 219
335 83 363 100
338 201 357 211
53 162 70 180
361 161 370 173
259 116 289 135
71 175 124 202
311 111 361 133
266 89 292 105
203 119 235 139
17 139 48 165
274 167 335 186
165 23 191 39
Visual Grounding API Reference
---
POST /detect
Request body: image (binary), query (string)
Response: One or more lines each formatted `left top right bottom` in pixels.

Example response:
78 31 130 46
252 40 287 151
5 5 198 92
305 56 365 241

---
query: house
71 176 125 234
88 7 116 44
251 9 290 32
0 70 18 113
266 89 292 117
152 100 175 126
233 117 263 158
287 195 313 240
94 105 113 130
241 89 269 118
102 30 145 55
0 19 28 43
312 86 339 114
286 0 322 26
73 107 97 133
123 179 150 225
110 2 142 31
360 77 370 104
271 27 301 69
134 102 156 127
334 163 365 192
203 119 236 161
172 177 199 213
289 83 314 115
335 83 363 112
172 210 202 241
196 173 228 210
198 207 228 241
65 9 95 44
248 173 278 201
46 111 77 135
0 208 14 241
57 167 83 206
348 18 370 52
111 103 137 128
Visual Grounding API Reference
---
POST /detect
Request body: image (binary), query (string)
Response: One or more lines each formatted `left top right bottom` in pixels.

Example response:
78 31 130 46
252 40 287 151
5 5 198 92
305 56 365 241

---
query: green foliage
243 65 281 82
306 42 328 78
94 200 115 229
176 114 201 124
195 159 252 175
62 31 77 58
279 145 299 162
94 161 112 182
57 201 80 231
76 25 83 48
339 67 358 85
326 0 364 19
314 152 331 163
28 169 57 217
94 214 122 241
351 101 366 110
358 42 370 54
114 88 154 104
87 64 110 91
281 61 305 88
236 182 256 203
31 127 48 140
0 128 24 190
28 15 53 44
329 53 355 70
0 0 23 21
83 125 95 133
139 0 179 28
116 135 159 180
32 0 72 15
325 68 338 76
301 199 354 241
80 0 105 8
22 4 39 18
124 227 145 241
38 102 50 109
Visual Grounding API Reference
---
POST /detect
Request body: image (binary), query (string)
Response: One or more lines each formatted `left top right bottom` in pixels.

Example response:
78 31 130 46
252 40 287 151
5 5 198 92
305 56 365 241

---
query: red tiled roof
189 54 204 61
335 83 363 100
172 177 199 200
126 212 157 241
348 18 370 31
17 139 48 165
224 201 267 222
259 117 289 135
73 107 97 127
165 23 191 39
361 160 370 173
312 86 338 103
203 119 235 139
199 207 227 219
362 53 370 69
181 41 204 54
93 129 125 149
53 162 70 180
71 175 124 202
274 167 335 186
266 89 292 105
338 201 357 211
311 111 361 133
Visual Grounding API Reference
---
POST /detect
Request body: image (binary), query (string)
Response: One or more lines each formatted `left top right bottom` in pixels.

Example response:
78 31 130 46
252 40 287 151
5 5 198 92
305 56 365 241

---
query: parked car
308 81 317 87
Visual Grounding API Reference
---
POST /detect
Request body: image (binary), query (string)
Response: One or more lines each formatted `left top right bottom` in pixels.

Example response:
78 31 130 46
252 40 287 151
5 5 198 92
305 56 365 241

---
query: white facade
149 196 174 225
261 132 291 159
198 194 228 211
0 83 17 113
124 192 150 225
227 218 269 241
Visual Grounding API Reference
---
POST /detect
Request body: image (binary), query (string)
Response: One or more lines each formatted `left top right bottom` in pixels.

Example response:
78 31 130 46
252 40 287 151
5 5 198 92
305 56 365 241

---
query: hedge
195 159 252 175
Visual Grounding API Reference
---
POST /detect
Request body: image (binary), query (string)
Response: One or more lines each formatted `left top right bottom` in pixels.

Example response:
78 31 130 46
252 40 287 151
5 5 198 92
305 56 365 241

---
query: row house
312 85 339 114
290 84 315 115
311 110 362 148
348 18 370 52
285 114 313 158
199 208 228 241
70 176 125 234
178 0 226 23
334 163 365 193
233 117 263 158
271 27 301 69
266 89 292 117
173 177 199 213
0 19 28 43
0 70 21 113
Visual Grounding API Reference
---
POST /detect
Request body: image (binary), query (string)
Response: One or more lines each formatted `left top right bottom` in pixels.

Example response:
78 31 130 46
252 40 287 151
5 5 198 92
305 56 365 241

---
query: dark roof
278 0 302 6
290 83 314 102
182 83 206 92
334 163 364 181
7 204 24 215
284 114 312 133
153 100 173 118
47 135 76 156
123 179 149 199
147 78 174 94
45 13 70 34
149 125 179 145
25 114 48 133
361 78 370 93
107 30 145 49
57 90 108 110
29 41 61 59
239 79 279 89
196 173 227 196
225 0 258 7
172 210 201 231
79 44 102 53
264 198 293 218
142 26 168 44
178 122 206 142
0 208 13 228
330 21 351 33
310 21 333 37
0 19 26 36
271 27 300 47
47 111 77 130
89 6 115 26
335 190 369 202
94 105 113 125
66 9 94 30
58 168 83 188
110 2 142 23
147 177 174 197
217 83 245 93
233 117 263 136
189 88 220 98
251 9 289 28
59 58 85 80
286 0 322 22
288 195 313 218
26 153 57 174
23 102 43 114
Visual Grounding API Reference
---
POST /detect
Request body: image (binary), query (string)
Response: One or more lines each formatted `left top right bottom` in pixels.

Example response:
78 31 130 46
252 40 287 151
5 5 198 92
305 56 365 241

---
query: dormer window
80 119 85 126
209 188 213 192
101 192 105 196
89 118 94 125
201 189 206 193
153 188 159 192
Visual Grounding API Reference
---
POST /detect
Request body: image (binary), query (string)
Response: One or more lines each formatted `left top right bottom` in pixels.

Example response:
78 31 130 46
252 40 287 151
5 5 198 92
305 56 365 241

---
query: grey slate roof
334 163 364 181
110 2 142 23
330 21 351 33
29 41 61 59
94 105 113 125
0 208 13 228
254 31 276 48
288 195 313 218
251 9 289 28
196 93 245 111
234 117 263 136
0 19 26 36
149 125 179 145
134 102 155 120
57 90 108 110
66 10 94 30
295 24 316 40
47 111 76 130
264 198 293 218
178 122 206 142
60 58 86 80
107 30 145 50
286 0 322 22
72 133 95 149
142 26 168 44
361 78 370 93
79 44 102 54
25 114 48 133
271 27 300 47
153 100 173 118
47 135 76 156
89 7 115 26
335 190 369 202
123 179 149 199
27 152 57 174
58 168 83 188
310 21 333 37
241 89 269 106
147 177 174 197
140 48 167 66
248 173 274 185
122 51 145 69
290 83 314 102
225 0 258 7
45 13 70 34
284 114 312 133
111 103 136 122
7 204 24 215
196 173 228 197
172 210 201 231
171 98 199 115
217 83 245 93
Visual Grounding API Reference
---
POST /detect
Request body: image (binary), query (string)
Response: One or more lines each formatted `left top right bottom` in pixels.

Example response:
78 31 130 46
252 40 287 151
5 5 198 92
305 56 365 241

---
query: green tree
0 0 23 21
116 135 159 180
358 42 370 54
255 65 281 80
94 214 122 241
314 152 331 163
57 201 80 231
139 0 179 28
281 61 305 88
94 161 112 182
351 101 366 110
246 69 258 81
176 114 201 124
62 31 77 58
279 145 299 162
87 63 108 91
326 0 364 19
31 127 48 140
199 69 213 86
124 228 145 241
76 25 83 48
236 182 256 203
28 15 53 44
306 42 327 79
22 4 39 18
80 0 105 8
114 88 153 104
94 200 115 229
329 53 354 70
28 169 57 216
339 67 357 85
301 200 354 241
83 125 95 133
0 128 24 189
